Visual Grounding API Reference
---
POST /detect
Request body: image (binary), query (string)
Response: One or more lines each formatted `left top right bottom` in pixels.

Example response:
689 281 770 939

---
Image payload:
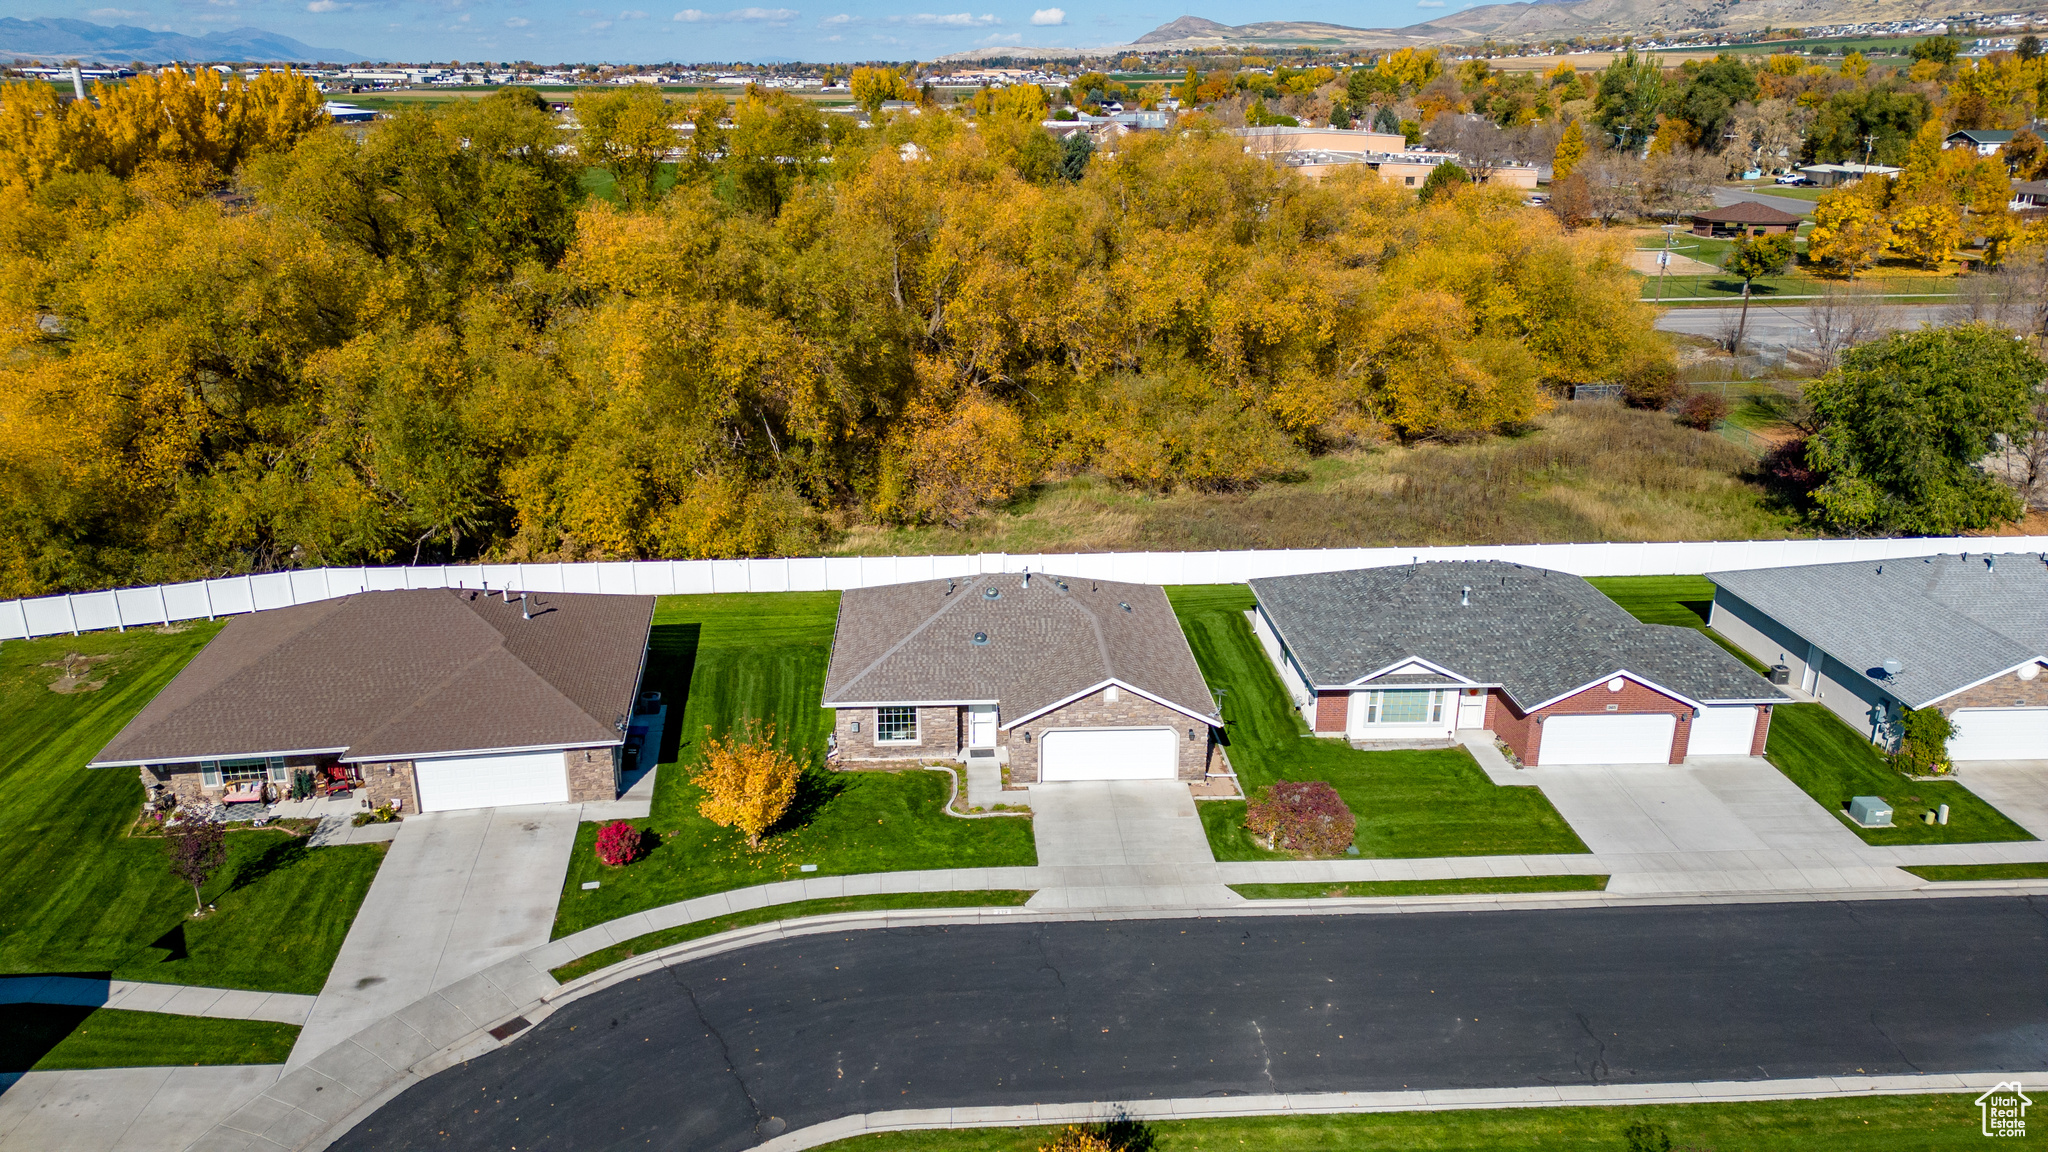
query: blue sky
21 0 1480 64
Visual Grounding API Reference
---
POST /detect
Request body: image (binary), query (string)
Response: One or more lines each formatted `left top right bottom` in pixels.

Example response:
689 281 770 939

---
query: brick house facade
1004 687 1217 783
1493 679 1696 766
833 705 964 762
1933 669 2048 714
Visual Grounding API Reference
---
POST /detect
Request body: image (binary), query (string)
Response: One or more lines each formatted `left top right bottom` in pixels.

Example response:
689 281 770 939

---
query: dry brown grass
831 404 1807 556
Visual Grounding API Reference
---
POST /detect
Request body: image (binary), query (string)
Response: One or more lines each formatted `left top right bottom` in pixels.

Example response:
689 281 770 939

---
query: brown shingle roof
1691 201 1805 225
90 589 654 766
821 573 1219 726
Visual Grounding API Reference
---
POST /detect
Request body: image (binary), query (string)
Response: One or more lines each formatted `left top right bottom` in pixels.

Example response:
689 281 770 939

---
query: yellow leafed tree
851 67 913 118
694 720 804 850
1806 178 1892 277
1552 119 1585 181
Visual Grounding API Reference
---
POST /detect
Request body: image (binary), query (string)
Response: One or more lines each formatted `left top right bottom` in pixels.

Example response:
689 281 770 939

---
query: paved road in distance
332 898 2048 1152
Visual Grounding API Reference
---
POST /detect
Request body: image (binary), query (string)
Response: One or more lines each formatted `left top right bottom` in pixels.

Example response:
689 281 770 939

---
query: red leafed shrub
1674 390 1730 431
1244 781 1356 857
594 820 643 867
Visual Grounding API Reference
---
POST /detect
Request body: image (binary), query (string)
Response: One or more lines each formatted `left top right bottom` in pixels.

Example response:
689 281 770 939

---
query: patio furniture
222 783 265 806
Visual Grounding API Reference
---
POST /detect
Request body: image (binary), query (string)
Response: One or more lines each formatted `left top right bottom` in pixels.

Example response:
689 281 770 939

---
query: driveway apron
288 805 581 1069
1026 781 1236 908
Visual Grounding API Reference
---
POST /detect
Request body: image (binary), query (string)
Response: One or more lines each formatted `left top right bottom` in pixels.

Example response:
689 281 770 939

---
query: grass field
551 592 1037 939
839 405 1800 557
1166 586 1588 860
1904 862 2048 882
549 890 1036 982
1229 875 1608 899
1763 704 2034 846
1 1005 298 1073
0 627 386 995
811 1093 1993 1151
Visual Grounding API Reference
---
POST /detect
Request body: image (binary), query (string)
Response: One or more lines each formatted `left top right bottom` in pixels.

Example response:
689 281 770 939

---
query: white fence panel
21 596 75 637
161 582 213 622
71 591 122 632
113 587 168 627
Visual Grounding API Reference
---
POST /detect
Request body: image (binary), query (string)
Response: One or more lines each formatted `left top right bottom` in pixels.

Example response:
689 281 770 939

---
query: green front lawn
1764 704 2033 846
1 1005 299 1072
0 627 387 994
1229 875 1608 899
550 890 1036 983
812 1093 1991 1151
553 592 1036 939
1165 586 1587 860
1586 574 1771 674
1903 862 2048 882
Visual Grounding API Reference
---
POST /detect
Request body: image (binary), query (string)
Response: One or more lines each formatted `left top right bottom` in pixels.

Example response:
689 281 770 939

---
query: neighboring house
1797 162 1902 186
1945 128 2015 155
1708 554 2048 760
821 572 1223 783
1249 562 1785 767
90 589 654 813
2012 179 2048 209
1689 201 1804 238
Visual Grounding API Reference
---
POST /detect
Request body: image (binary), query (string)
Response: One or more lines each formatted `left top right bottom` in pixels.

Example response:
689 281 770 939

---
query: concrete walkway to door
289 805 581 1070
1026 781 1239 908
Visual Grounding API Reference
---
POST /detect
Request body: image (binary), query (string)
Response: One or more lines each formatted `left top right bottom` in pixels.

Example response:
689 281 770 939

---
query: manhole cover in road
758 1116 788 1137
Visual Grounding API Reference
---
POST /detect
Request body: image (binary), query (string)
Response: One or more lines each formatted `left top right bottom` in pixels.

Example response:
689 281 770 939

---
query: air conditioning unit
1769 664 1791 685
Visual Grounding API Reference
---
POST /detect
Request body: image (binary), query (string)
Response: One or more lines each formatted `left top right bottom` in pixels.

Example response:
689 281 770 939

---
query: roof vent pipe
521 593 531 621
1988 555 1996 571
1460 586 1471 607
1022 570 1030 588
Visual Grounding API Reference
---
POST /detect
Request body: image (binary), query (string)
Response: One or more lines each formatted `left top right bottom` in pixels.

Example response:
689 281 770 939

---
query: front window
875 707 918 743
199 756 285 786
1365 690 1443 725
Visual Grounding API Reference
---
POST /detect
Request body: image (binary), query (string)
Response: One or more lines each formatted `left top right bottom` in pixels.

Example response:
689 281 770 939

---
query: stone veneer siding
143 753 336 806
1002 686 1214 783
834 705 963 762
1492 679 1694 766
565 746 620 802
356 760 419 812
1934 668 2048 714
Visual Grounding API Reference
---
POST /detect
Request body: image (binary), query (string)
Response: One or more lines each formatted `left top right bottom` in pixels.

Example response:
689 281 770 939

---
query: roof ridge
832 574 989 699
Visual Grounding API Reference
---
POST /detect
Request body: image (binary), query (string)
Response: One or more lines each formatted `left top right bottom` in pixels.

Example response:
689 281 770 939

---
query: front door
1456 690 1487 730
969 705 998 749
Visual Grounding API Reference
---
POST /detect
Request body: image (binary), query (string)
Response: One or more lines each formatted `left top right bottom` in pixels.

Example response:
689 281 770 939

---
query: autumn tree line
0 68 1663 596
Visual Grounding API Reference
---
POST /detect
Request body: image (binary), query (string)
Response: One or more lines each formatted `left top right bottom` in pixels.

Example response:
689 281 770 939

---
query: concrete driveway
0 1065 279 1152
1948 762 2048 839
1026 781 1234 907
289 805 582 1069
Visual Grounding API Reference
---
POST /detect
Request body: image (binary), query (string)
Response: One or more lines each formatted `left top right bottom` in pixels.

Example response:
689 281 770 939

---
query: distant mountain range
942 0 2032 60
0 17 359 64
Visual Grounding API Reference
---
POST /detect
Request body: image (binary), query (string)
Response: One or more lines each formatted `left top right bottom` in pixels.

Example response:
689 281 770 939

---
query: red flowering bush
1244 781 1356 857
594 820 643 867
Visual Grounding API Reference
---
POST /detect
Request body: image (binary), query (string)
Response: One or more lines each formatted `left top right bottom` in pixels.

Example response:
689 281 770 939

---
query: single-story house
1708 554 2048 761
2012 179 2048 209
1797 162 1902 187
90 588 655 812
1249 561 1786 767
1689 200 1804 238
821 572 1223 783
1945 128 2015 155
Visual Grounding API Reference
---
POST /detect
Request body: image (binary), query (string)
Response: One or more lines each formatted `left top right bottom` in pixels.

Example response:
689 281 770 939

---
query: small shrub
1623 1118 1673 1152
1244 781 1356 856
350 802 400 827
694 720 805 850
1889 706 1955 776
1038 1127 1114 1152
1619 358 1683 410
1674 390 1730 430
595 820 643 866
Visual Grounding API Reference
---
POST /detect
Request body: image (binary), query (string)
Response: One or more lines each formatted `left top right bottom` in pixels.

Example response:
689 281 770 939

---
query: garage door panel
415 750 572 812
1948 709 2048 761
1539 714 1677 766
1688 706 1758 757
1039 728 1177 781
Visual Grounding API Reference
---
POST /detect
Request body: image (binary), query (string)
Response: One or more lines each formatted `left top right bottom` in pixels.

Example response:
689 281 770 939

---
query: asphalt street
1653 303 1956 345
331 898 2048 1151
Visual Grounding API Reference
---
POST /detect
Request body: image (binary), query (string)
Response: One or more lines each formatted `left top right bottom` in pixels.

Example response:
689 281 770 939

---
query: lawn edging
773 1073 2027 1152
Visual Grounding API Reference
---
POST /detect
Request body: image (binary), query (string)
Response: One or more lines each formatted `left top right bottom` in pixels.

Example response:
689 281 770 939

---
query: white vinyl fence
5 536 2047 642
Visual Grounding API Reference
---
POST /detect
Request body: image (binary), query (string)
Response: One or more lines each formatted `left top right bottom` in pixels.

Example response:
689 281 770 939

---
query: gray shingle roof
92 589 654 766
1708 553 2048 709
821 573 1219 725
1252 561 1783 710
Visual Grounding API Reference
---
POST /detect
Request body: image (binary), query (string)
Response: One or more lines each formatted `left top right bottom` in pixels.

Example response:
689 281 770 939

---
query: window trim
1362 689 1444 726
875 706 919 744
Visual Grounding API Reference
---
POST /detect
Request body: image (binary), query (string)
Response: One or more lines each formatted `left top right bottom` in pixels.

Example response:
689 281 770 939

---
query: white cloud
1028 6 1063 23
674 5 797 19
1415 0 1445 6
505 15 529 24
590 18 613 29
895 11 997 25
821 12 852 22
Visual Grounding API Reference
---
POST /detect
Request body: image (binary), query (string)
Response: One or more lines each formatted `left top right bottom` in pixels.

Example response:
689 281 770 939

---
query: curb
192 880 2048 1152
753 1071 2046 1151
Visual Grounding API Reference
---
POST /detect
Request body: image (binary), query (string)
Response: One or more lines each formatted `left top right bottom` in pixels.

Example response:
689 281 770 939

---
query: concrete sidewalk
0 1065 280 1152
288 804 581 1070
0 978 313 1025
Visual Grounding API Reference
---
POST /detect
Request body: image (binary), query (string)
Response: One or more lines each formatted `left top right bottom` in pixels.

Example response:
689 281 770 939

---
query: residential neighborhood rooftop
1252 561 1782 709
1708 553 2048 709
89 588 654 767
1691 201 1805 225
820 572 1219 725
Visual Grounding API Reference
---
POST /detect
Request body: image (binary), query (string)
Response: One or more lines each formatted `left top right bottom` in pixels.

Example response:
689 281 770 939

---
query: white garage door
414 750 571 812
1539 714 1677 766
1039 728 1178 781
1687 706 1759 757
1948 709 2048 761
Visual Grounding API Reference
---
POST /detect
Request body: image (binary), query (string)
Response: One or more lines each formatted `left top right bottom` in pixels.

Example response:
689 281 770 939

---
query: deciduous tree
164 821 227 915
694 720 804 850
